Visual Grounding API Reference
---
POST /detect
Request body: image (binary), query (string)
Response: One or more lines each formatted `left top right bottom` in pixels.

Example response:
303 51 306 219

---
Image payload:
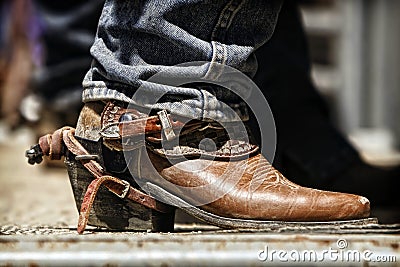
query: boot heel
152 209 176 232
65 154 154 230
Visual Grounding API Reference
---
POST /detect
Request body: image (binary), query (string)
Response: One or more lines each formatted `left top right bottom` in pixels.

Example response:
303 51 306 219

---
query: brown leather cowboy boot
102 101 370 222
27 100 371 233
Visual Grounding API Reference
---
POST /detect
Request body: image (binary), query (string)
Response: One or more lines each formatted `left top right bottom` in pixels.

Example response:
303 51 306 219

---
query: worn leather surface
101 101 370 222
75 102 104 142
148 151 370 221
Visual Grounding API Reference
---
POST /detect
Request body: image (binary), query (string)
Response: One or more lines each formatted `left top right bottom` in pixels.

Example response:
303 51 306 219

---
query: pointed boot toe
157 152 370 222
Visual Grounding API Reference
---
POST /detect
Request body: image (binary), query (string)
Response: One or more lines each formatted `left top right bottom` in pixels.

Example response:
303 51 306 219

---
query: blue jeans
34 0 362 187
82 0 283 122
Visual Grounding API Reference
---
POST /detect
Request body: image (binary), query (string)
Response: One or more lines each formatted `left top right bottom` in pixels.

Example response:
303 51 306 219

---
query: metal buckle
113 179 130 199
157 110 176 141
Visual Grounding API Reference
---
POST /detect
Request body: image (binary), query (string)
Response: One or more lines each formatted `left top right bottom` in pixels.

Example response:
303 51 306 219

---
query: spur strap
30 126 172 234
100 101 202 140
99 102 259 159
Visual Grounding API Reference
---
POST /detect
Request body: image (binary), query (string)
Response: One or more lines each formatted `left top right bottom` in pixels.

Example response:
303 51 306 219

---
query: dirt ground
0 124 78 227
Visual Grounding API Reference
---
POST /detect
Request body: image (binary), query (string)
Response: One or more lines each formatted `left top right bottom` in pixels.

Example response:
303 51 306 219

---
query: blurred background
0 0 399 226
300 0 400 165
1 0 400 164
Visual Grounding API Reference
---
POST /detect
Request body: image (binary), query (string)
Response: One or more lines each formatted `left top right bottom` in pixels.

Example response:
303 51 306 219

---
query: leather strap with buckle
100 101 201 140
26 126 173 234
